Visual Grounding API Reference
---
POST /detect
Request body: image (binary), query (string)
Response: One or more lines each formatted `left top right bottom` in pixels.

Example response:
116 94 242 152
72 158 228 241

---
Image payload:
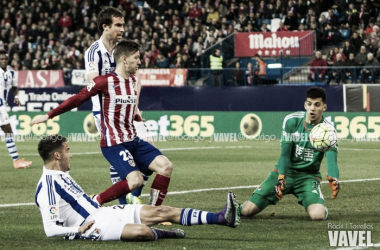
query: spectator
351 32 363 53
355 46 368 66
253 53 266 85
277 22 289 32
332 47 346 61
342 41 357 58
308 51 327 82
58 11 73 30
345 53 360 82
321 22 341 46
231 61 244 86
327 54 346 84
141 57 155 69
245 61 255 86
156 53 169 68
360 53 379 83
283 11 298 31
209 48 224 86
343 9 359 34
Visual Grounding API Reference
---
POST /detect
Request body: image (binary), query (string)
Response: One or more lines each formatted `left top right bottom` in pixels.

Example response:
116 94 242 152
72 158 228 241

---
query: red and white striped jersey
48 72 138 147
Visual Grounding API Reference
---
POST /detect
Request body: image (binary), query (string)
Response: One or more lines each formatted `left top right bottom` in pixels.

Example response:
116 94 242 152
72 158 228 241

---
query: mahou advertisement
235 31 314 57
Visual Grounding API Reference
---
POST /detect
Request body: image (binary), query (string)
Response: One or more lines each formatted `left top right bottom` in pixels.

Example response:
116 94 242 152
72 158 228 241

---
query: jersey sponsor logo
49 206 59 220
88 61 96 72
115 95 137 105
104 67 115 74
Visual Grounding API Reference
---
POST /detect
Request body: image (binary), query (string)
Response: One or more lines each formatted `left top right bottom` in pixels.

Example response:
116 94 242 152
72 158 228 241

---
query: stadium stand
0 0 379 85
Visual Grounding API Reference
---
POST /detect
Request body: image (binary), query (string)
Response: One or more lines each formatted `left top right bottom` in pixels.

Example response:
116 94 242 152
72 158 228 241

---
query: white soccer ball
309 123 338 152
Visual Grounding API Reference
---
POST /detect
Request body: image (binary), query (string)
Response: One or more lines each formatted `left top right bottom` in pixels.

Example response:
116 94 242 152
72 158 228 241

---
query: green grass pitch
0 139 379 249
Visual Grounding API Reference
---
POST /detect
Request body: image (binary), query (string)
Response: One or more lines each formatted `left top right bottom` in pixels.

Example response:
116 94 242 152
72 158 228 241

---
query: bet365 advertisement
3 111 379 141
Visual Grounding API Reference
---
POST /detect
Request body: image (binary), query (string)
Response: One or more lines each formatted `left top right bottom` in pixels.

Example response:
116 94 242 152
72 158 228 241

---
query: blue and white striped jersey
84 37 116 112
35 167 99 237
0 66 17 107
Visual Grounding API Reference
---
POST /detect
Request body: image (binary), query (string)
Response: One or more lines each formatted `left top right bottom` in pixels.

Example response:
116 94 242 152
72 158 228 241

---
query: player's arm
10 69 21 106
274 118 295 199
134 75 144 121
30 79 104 125
38 190 94 237
325 147 340 199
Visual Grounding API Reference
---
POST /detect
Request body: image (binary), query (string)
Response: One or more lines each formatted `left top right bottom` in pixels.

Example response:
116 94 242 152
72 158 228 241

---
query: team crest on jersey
88 61 96 71
87 81 96 91
115 95 137 104
49 206 59 220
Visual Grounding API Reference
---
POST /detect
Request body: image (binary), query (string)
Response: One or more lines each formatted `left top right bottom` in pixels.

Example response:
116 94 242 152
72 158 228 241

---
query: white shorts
83 204 144 241
0 106 10 126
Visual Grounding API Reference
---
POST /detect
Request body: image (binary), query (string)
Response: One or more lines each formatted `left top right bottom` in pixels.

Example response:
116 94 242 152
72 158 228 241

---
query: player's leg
0 117 32 169
109 165 127 204
133 139 172 206
128 121 154 203
140 192 240 228
95 144 144 205
295 175 327 221
240 170 281 217
147 155 172 206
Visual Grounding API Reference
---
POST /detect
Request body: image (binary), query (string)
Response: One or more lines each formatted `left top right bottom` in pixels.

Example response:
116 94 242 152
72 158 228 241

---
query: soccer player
84 6 151 205
35 135 240 241
240 87 340 220
31 40 171 207
0 50 32 169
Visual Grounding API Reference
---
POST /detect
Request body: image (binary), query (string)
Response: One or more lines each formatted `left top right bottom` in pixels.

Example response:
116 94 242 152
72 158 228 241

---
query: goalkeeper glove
327 176 340 199
274 174 286 200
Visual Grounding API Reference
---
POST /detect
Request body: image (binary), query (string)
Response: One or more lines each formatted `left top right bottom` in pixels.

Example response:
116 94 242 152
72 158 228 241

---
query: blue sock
6 136 18 160
179 208 218 226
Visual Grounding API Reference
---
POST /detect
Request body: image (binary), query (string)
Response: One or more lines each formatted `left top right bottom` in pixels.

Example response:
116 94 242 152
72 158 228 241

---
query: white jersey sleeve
85 43 101 112
35 168 99 238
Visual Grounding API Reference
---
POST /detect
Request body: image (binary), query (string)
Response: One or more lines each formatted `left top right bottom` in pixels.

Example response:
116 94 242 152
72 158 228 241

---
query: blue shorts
101 137 162 180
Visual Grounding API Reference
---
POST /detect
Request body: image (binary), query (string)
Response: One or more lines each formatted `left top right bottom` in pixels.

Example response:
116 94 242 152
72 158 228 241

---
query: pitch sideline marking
1 177 380 208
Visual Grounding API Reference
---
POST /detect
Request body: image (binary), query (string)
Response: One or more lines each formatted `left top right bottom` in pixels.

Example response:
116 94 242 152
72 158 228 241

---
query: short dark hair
306 87 326 103
38 135 67 162
114 40 140 62
97 6 124 34
0 50 8 57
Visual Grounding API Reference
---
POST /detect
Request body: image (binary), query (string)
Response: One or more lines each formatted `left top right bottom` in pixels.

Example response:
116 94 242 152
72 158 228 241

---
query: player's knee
126 172 144 191
153 206 173 220
241 201 260 217
156 157 173 176
308 208 326 221
121 225 154 241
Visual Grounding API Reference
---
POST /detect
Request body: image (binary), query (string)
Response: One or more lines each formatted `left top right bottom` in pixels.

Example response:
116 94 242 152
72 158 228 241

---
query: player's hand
78 220 95 234
327 176 339 199
30 114 49 126
134 110 145 122
14 97 21 106
274 174 286 200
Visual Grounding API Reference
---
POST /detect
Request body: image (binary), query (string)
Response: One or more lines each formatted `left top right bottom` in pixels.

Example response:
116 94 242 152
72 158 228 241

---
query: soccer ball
240 113 262 138
309 123 337 152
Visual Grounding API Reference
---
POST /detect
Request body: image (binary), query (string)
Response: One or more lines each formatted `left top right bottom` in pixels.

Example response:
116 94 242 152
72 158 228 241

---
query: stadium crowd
0 0 380 84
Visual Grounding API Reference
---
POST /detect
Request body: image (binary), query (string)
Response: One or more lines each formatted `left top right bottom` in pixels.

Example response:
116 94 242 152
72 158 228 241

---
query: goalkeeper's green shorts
249 170 325 211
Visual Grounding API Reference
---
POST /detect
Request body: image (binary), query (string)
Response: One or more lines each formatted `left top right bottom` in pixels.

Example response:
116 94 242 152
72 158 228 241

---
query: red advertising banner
17 70 65 88
235 31 314 57
138 68 187 86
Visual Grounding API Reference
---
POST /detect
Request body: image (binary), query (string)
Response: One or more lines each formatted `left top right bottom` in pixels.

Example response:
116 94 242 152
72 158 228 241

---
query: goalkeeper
240 87 339 220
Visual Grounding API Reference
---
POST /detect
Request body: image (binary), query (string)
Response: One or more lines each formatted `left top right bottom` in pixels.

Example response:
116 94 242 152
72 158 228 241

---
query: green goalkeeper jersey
275 111 339 178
